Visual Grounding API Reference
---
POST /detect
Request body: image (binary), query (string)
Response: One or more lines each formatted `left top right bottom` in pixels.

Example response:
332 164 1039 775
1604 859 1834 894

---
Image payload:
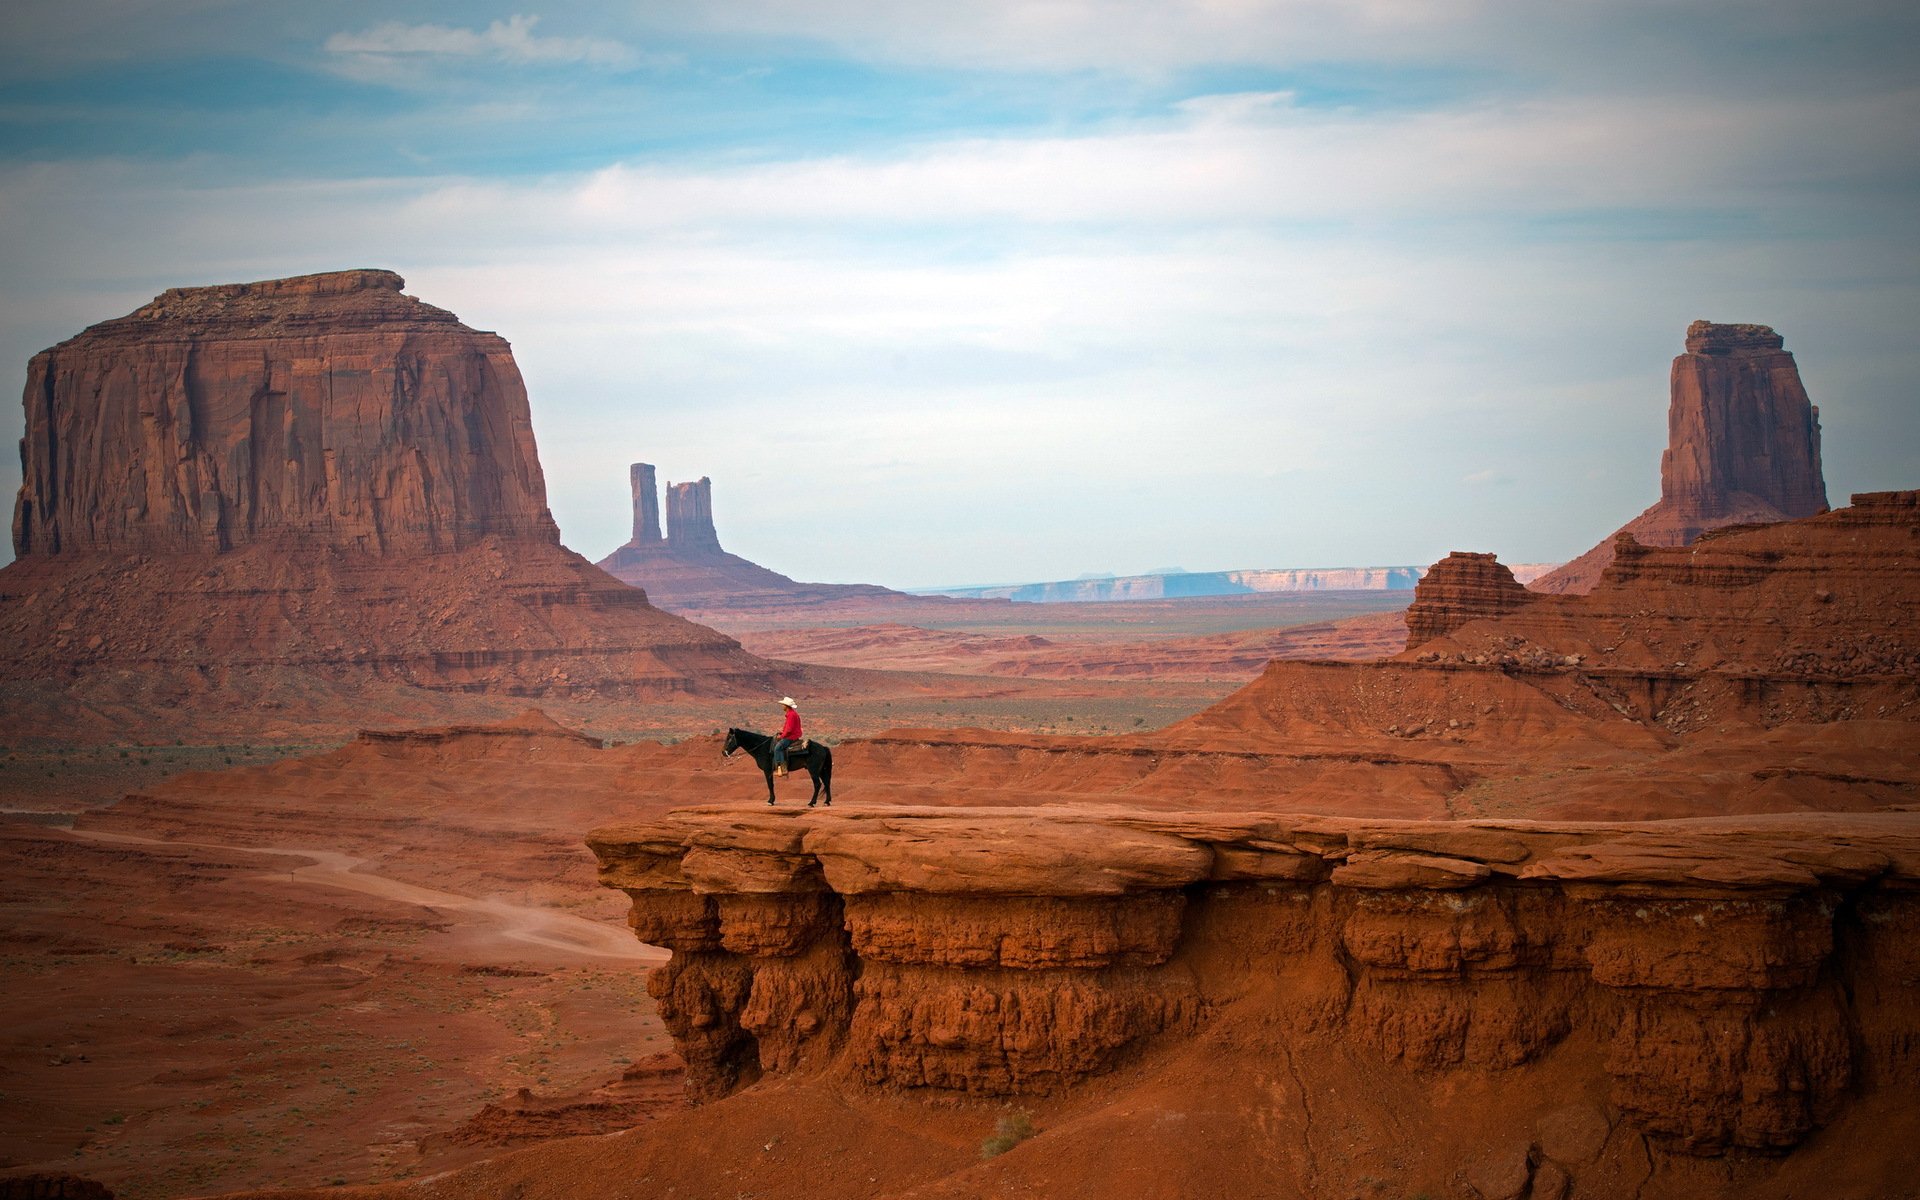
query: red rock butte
596 461 925 616
0 270 787 720
13 268 556 557
1534 319 1829 593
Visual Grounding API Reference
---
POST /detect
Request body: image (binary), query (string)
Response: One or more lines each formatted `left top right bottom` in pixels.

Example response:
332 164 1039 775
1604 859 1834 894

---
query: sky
0 1 1915 588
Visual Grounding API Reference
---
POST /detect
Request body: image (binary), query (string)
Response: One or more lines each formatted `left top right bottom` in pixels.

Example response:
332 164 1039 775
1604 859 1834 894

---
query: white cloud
323 14 635 68
433 87 1918 232
0 75 1914 583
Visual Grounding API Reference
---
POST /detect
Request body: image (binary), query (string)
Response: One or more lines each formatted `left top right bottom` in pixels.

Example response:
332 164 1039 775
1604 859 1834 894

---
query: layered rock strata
1410 492 1920 702
1198 493 1920 761
592 804 1920 1170
13 269 554 557
1535 320 1828 593
1 272 783 709
1403 551 1540 649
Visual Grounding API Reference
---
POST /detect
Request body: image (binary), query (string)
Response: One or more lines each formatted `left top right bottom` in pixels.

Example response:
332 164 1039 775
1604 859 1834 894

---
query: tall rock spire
665 477 721 552
1661 321 1828 520
1532 320 1829 594
630 463 663 545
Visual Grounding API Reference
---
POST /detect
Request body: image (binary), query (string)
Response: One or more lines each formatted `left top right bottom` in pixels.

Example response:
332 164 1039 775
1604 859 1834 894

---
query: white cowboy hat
779 696 798 707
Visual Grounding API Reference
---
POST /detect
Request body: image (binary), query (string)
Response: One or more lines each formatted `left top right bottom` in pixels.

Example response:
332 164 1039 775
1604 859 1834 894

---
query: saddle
785 738 811 753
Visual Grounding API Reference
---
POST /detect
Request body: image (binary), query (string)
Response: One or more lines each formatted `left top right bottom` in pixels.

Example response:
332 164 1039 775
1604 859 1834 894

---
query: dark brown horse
723 727 834 806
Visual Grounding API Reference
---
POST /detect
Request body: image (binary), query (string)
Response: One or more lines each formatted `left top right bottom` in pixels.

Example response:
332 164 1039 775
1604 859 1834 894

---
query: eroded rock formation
1414 491 1920 706
592 804 1920 1190
829 492 1919 824
598 462 919 616
1404 551 1539 649
1535 320 1828 593
13 269 555 557
0 272 784 724
664 477 721 552
629 463 663 546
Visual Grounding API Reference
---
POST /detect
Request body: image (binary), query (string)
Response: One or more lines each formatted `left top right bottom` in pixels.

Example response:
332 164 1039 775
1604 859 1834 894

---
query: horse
723 727 834 807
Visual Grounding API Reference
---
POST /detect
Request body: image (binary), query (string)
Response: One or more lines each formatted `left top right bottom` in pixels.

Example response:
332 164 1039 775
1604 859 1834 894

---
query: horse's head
722 728 740 757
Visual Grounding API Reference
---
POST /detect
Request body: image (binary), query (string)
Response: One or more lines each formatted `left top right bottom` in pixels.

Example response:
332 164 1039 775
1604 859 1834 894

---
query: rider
772 697 802 777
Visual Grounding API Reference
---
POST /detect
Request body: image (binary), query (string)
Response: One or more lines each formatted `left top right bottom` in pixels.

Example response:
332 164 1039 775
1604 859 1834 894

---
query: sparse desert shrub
979 1109 1036 1159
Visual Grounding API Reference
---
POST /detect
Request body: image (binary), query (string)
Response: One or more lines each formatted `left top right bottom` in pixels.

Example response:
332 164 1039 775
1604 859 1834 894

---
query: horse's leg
764 757 776 805
822 754 832 806
807 765 820 807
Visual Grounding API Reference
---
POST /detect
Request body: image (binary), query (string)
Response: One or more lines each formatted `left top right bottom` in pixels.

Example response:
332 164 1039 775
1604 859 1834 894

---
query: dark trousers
772 737 796 768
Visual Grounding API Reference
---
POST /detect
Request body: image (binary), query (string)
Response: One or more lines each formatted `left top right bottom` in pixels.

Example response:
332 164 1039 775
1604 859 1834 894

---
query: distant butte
0 270 787 737
596 462 931 615
1532 319 1829 593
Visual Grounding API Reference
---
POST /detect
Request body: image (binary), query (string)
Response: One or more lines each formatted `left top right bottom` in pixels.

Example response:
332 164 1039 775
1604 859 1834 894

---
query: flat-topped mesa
630 463 663 545
590 804 1920 1170
0 273 789 712
1533 319 1828 593
665 478 722 553
1404 551 1539 649
12 268 556 557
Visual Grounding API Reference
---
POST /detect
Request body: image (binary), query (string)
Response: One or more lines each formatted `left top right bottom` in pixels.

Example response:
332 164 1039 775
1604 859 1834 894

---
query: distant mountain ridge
921 563 1559 603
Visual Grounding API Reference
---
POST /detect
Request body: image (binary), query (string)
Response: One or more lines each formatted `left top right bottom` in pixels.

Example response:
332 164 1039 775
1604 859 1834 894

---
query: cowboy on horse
772 696 802 777
723 699 834 806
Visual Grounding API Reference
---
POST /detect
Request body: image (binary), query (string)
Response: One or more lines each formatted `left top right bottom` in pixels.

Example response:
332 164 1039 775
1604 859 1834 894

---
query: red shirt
779 708 802 739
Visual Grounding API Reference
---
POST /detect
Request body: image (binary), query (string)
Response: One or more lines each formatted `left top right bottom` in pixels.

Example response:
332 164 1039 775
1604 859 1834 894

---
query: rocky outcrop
1417 492 1920 717
591 804 1920 1176
12 270 555 557
1404 551 1539 649
598 463 922 616
629 463 663 546
1535 320 1828 593
1665 322 1827 518
0 272 786 724
664 478 720 552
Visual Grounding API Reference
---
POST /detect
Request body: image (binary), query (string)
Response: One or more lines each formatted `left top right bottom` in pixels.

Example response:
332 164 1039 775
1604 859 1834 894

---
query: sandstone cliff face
664 477 721 553
13 270 556 557
629 463 663 546
592 805 1920 1194
1535 320 1828 593
1404 551 1539 649
0 273 786 721
1664 321 1827 519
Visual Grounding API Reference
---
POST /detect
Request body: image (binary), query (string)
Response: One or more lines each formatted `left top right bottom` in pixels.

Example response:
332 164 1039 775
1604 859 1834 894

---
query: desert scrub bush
979 1109 1036 1159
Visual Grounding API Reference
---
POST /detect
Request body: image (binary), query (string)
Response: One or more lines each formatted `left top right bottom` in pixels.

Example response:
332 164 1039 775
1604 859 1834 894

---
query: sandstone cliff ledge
591 805 1920 1196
